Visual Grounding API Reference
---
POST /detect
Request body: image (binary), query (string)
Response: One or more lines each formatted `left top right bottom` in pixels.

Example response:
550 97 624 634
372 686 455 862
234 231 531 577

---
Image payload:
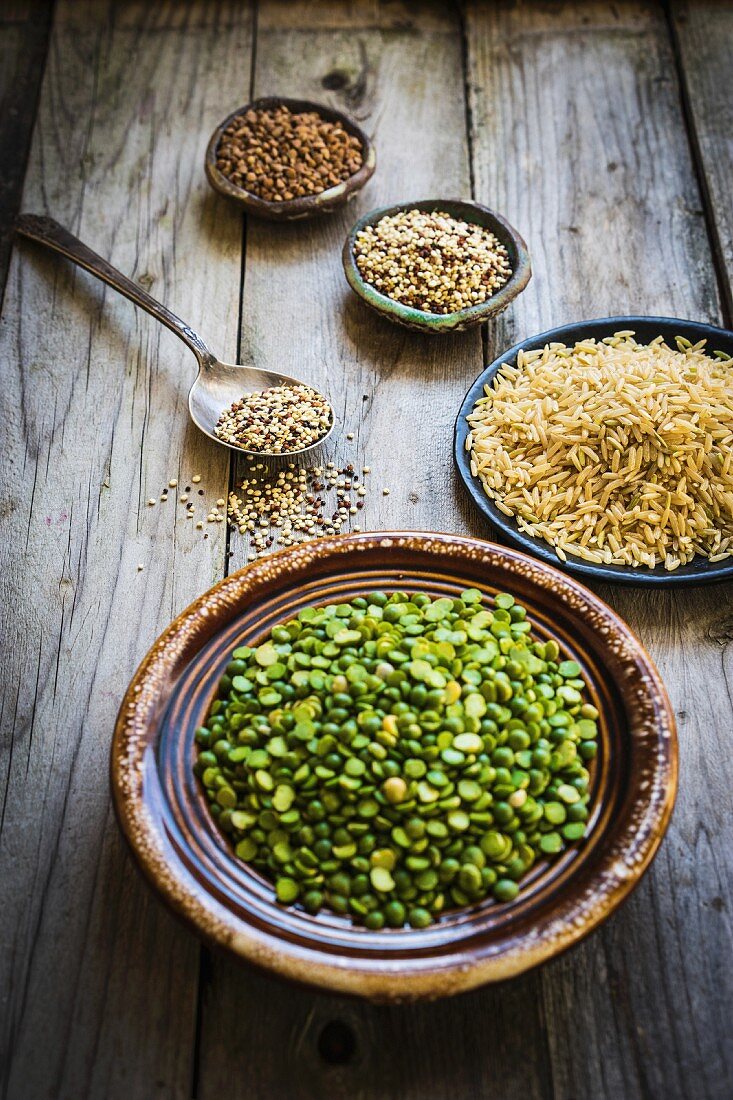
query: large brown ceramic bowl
112 533 677 1002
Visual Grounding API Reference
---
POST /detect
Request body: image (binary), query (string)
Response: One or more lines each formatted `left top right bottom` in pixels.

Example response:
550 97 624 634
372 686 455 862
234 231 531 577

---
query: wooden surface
1 1 732 1098
0 4 251 1096
0 1 53 296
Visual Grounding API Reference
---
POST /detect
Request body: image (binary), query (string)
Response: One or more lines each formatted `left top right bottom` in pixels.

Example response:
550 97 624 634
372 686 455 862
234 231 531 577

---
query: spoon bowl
15 214 334 459
187 359 334 458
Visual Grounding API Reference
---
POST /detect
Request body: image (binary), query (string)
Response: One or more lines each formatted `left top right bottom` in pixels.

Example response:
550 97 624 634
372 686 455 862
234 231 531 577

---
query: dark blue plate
454 316 733 587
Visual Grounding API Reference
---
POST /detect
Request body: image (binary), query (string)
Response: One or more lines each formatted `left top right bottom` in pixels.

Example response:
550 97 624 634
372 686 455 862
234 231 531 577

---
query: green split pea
194 588 599 929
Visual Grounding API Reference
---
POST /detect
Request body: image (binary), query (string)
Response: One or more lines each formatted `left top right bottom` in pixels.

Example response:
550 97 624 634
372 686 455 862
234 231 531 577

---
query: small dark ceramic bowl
342 199 531 333
204 97 376 221
112 532 676 1002
455 316 733 587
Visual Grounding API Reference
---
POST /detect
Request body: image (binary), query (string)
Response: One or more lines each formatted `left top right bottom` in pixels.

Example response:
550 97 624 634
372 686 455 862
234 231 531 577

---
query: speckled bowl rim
454 315 733 587
112 532 676 1001
342 199 531 332
204 97 376 221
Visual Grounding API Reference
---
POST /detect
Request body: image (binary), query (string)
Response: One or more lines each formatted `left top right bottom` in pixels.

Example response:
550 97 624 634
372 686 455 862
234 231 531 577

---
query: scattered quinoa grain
226 448 371 558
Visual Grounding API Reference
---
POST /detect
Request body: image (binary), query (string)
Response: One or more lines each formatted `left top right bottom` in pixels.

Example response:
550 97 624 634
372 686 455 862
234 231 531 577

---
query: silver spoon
15 214 334 458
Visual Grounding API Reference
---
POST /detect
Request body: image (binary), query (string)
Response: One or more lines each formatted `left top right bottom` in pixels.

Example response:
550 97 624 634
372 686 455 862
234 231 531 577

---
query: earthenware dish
205 97 376 221
112 532 676 1002
455 316 733 588
342 199 531 333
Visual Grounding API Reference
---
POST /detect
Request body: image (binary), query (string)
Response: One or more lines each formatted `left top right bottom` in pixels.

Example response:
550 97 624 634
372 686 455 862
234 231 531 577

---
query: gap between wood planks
193 3 732 1098
663 0 733 326
0 0 54 307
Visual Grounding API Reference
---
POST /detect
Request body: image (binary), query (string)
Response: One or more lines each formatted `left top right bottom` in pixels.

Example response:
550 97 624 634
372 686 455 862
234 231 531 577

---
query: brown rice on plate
466 331 733 571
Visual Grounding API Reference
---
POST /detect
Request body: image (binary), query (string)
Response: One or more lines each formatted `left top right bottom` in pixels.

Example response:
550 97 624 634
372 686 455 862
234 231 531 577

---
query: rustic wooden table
1 2 732 1097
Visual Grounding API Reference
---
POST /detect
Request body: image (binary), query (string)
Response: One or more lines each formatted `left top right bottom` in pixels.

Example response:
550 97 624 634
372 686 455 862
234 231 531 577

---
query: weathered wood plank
196 3 552 1098
5 2 730 1098
0 2 253 1096
670 0 733 322
0 1 53 300
230 0 484 545
466 2 733 1098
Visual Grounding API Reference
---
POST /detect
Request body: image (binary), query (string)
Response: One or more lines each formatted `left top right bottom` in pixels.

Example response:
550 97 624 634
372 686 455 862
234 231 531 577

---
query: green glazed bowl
342 199 531 333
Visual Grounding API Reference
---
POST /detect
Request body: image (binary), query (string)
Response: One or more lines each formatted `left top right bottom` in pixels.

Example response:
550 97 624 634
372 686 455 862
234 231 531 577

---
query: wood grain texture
0 2 252 1097
196 4 551 1098
230 0 484 546
466 3 733 1098
0 1 53 301
669 0 733 322
3 1 732 1097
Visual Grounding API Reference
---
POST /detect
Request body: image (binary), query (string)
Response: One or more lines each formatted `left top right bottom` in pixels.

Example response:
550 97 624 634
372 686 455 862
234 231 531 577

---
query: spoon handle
15 214 214 368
